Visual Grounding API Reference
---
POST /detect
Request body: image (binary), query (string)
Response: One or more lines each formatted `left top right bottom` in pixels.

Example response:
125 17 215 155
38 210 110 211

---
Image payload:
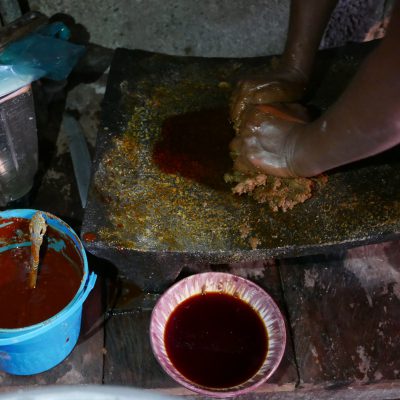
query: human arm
231 1 400 177
288 1 400 176
230 0 338 127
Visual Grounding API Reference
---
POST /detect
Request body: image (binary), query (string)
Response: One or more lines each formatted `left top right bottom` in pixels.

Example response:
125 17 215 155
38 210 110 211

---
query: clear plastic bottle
0 85 38 206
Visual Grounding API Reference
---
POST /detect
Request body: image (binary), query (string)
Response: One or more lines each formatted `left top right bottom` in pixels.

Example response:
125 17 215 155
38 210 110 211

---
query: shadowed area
153 108 234 190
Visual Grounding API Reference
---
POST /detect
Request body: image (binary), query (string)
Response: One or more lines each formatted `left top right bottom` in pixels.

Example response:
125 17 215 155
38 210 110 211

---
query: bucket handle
0 272 97 346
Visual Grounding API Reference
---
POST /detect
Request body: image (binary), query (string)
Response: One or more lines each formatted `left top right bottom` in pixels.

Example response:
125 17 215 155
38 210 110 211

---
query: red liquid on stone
164 292 268 389
0 218 83 329
82 232 97 243
152 108 235 190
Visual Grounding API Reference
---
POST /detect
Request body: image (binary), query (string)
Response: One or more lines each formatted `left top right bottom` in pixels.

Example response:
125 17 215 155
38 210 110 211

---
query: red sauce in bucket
0 218 83 329
164 292 268 388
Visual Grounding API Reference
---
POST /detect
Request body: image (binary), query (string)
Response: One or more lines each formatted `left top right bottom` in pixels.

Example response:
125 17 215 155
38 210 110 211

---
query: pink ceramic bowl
150 272 286 398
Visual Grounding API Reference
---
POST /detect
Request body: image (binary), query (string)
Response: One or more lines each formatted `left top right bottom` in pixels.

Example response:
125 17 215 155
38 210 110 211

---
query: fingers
230 135 264 174
255 104 308 124
230 81 280 128
233 155 257 175
232 143 292 177
230 81 252 127
237 107 264 136
230 78 307 128
238 106 297 144
229 104 301 177
231 131 278 175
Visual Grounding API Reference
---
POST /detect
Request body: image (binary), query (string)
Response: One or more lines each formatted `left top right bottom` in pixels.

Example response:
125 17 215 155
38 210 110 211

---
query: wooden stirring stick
28 212 47 289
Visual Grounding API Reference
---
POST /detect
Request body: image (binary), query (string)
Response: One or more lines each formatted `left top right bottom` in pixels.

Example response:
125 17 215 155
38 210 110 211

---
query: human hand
230 103 308 177
230 70 307 129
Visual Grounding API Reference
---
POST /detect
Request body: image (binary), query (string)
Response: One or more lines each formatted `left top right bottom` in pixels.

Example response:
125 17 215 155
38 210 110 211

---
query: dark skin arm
231 1 400 177
230 0 338 127
281 0 338 79
290 2 400 176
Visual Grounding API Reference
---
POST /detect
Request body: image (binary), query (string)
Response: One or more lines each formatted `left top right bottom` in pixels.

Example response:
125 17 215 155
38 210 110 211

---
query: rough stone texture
82 43 400 292
28 0 390 58
0 0 21 25
29 0 289 57
65 74 108 150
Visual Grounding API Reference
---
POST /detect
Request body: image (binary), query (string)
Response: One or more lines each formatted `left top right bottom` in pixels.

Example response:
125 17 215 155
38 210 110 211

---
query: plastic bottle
0 84 37 206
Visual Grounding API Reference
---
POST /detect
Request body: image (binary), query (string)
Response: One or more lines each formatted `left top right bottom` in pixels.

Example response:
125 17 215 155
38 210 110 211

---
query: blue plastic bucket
0 209 97 375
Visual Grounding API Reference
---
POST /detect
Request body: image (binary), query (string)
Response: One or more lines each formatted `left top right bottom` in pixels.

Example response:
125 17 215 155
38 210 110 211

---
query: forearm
281 0 338 81
290 3 400 177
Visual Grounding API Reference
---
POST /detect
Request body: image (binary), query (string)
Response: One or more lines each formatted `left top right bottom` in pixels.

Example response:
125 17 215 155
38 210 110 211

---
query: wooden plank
104 309 176 388
104 261 298 392
0 278 104 386
244 261 298 388
279 240 400 387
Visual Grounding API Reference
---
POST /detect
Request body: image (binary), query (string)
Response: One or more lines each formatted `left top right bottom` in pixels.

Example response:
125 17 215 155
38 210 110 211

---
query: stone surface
28 0 390 58
82 43 400 290
0 0 21 25
30 0 290 57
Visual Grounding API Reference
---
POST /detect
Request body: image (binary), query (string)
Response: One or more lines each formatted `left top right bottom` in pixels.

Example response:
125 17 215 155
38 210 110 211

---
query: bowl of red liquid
150 272 286 397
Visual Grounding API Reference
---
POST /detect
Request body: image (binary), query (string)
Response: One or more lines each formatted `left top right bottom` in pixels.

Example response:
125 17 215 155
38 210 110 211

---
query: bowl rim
150 272 286 398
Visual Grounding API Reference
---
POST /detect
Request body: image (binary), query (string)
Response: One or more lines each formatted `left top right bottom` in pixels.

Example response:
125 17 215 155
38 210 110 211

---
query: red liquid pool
164 292 268 388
